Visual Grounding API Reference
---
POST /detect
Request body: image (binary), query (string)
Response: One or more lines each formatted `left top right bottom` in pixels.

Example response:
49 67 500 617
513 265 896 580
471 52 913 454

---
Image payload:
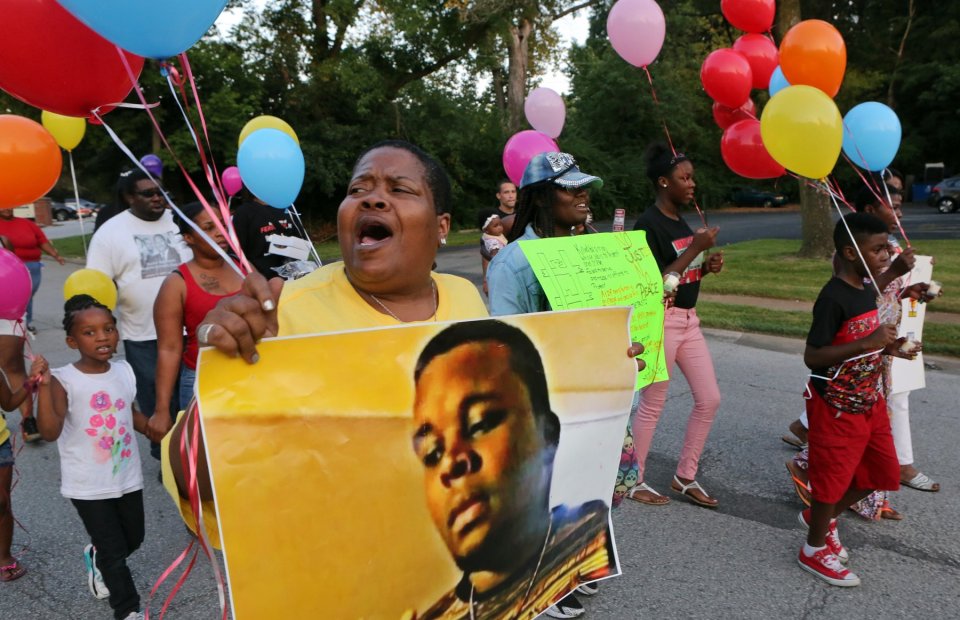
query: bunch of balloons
702 0 783 180
236 115 304 209
758 18 900 177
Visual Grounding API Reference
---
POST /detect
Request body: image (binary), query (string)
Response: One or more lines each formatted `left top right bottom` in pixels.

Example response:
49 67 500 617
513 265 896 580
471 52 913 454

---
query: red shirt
0 217 49 262
178 263 239 369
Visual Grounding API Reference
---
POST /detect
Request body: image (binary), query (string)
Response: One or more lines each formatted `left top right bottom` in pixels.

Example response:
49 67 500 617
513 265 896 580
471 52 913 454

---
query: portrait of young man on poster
408 320 615 620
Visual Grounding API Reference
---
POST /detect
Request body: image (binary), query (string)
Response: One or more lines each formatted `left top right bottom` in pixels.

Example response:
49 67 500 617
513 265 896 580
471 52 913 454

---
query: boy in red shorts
797 213 917 587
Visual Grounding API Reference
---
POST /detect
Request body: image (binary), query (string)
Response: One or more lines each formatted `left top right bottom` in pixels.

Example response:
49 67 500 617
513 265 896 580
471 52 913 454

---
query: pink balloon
0 249 31 320
607 0 666 68
524 88 566 138
222 166 243 197
502 131 560 187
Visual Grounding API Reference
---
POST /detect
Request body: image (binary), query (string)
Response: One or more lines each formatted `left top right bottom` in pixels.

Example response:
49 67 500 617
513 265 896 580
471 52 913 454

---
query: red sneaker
798 547 860 587
798 509 849 563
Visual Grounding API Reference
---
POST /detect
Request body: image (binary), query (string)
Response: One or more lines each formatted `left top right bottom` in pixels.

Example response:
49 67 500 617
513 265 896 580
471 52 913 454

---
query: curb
703 327 960 375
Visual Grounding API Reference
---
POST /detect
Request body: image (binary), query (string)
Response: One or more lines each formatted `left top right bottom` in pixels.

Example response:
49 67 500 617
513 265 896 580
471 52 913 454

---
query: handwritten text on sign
519 231 668 388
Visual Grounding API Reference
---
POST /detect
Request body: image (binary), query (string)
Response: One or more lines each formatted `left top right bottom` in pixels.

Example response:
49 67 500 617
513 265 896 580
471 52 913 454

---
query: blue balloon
56 0 228 59
768 66 790 98
237 128 305 210
842 102 902 172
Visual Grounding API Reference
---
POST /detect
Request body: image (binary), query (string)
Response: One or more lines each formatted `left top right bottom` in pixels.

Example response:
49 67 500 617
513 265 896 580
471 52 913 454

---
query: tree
778 0 834 258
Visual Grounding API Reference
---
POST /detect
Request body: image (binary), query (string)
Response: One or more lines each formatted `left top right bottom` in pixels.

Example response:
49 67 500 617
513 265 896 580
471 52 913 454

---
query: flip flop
626 482 670 506
901 472 940 493
880 502 904 521
785 460 812 506
671 476 719 509
781 435 807 451
0 560 26 582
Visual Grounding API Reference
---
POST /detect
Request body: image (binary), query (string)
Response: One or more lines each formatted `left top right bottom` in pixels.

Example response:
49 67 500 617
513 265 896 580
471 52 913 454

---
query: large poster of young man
196 307 637 618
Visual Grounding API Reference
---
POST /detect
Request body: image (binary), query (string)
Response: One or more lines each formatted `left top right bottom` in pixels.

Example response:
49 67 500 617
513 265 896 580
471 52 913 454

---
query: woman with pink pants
627 144 723 508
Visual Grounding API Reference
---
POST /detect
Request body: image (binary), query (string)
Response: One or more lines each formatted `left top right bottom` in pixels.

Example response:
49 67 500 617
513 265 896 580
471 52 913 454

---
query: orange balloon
780 19 846 98
0 115 62 209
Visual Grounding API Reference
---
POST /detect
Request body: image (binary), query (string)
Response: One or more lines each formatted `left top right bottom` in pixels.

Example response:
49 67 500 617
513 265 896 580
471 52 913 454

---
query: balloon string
159 59 250 273
110 47 250 277
287 205 324 267
824 179 883 299
92 109 244 281
161 72 248 270
67 151 88 257
840 153 911 247
641 65 707 228
178 53 230 208
144 539 196 620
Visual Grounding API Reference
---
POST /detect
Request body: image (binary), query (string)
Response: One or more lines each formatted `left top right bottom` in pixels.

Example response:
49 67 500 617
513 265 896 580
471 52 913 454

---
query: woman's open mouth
356 218 394 248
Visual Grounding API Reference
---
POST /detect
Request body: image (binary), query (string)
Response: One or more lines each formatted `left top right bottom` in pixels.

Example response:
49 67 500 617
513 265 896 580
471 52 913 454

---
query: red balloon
0 0 144 119
721 119 785 179
713 99 756 130
721 0 776 34
701 49 753 109
733 34 778 90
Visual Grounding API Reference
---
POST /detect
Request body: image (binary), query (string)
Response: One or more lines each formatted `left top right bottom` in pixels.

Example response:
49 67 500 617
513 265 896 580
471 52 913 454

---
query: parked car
52 201 95 221
64 198 104 213
729 187 789 208
929 176 960 212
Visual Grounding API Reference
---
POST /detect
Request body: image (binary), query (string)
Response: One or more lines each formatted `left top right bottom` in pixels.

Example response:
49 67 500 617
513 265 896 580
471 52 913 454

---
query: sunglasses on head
134 188 164 198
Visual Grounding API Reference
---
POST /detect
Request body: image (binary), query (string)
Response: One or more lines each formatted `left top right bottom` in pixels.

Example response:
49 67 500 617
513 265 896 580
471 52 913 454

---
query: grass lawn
702 239 960 314
53 228 483 263
698 301 960 358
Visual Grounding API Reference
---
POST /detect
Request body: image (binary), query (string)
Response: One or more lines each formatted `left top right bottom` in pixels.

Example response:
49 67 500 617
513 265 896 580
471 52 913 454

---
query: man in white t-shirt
87 169 192 459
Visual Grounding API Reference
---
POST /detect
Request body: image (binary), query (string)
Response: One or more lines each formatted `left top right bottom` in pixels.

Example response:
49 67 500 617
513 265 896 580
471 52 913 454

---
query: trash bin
33 197 53 227
912 184 932 204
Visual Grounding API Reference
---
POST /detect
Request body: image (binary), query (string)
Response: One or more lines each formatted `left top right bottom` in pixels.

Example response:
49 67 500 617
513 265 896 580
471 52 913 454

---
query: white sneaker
576 582 599 596
544 594 586 618
83 544 110 600
123 612 145 620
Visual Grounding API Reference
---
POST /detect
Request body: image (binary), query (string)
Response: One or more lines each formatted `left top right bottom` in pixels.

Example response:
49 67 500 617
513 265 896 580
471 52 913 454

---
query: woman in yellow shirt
160 140 488 540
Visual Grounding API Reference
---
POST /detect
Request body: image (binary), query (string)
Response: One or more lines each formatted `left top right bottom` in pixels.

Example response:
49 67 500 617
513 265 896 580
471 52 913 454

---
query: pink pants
631 306 721 481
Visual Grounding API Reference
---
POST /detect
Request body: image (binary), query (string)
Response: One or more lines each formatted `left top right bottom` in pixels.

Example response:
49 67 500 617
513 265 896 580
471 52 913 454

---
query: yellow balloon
41 110 86 152
64 269 117 311
760 85 843 179
238 115 299 148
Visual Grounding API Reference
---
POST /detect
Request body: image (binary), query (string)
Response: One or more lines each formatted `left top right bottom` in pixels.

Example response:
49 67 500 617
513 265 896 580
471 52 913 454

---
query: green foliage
3 0 956 230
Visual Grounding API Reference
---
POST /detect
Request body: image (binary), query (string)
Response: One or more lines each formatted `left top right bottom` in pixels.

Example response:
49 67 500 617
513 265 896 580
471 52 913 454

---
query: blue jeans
178 366 195 411
25 261 42 325
123 339 179 459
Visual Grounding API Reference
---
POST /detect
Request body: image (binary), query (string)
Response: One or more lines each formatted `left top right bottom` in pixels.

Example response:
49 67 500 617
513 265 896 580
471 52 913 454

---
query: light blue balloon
842 102 902 172
56 0 228 59
237 128 305 210
768 66 790 98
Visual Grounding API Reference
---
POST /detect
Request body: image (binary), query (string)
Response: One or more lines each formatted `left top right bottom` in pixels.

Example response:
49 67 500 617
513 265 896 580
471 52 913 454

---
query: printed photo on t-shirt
134 232 184 279
671 236 704 284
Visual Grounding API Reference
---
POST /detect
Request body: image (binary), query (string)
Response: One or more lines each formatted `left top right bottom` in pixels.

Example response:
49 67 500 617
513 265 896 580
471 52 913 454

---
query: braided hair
507 182 559 242
63 295 114 335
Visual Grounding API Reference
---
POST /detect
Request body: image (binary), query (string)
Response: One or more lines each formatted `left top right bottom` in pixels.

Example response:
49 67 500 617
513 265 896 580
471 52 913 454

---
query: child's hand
28 356 48 380
864 324 898 351
886 337 922 359
889 247 916 277
145 412 173 444
706 252 724 274
692 226 720 252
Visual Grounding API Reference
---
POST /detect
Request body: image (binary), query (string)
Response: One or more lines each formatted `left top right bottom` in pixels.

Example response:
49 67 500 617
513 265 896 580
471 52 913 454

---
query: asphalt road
3 250 958 619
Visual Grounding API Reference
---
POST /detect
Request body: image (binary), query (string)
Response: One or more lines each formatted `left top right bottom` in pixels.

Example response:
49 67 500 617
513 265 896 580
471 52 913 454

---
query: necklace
368 279 437 322
468 515 553 620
